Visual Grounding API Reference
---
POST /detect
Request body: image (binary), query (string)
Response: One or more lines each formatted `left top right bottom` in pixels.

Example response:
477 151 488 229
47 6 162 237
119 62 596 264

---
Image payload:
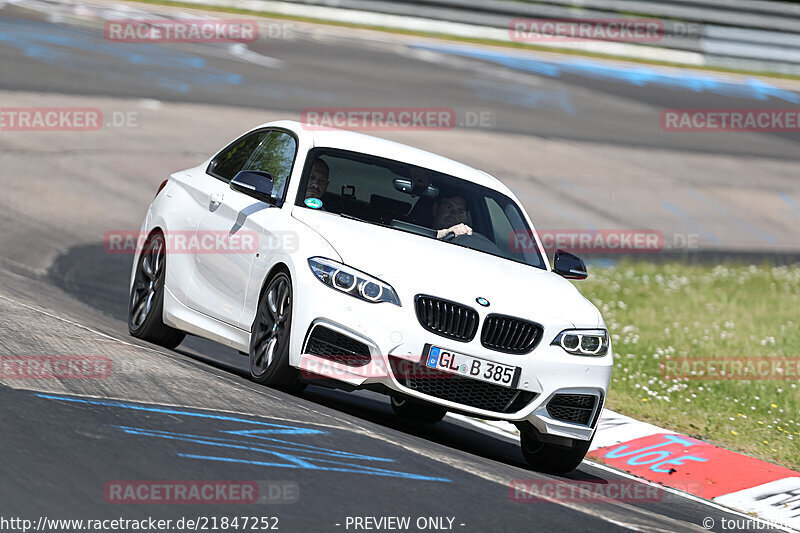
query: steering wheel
445 231 503 255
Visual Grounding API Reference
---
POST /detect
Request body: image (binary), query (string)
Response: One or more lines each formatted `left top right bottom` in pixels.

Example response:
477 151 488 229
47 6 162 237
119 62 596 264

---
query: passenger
432 193 473 239
305 159 330 200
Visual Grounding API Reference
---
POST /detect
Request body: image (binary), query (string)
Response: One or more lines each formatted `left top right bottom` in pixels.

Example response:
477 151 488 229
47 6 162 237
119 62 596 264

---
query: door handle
209 192 224 210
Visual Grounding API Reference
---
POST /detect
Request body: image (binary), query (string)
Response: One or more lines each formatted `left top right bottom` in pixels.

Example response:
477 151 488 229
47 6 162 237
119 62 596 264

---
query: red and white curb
453 410 800 530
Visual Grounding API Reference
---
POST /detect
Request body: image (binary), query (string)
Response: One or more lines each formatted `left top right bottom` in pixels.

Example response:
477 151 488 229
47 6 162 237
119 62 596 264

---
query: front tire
249 272 305 393
391 396 447 423
128 232 185 349
520 431 592 474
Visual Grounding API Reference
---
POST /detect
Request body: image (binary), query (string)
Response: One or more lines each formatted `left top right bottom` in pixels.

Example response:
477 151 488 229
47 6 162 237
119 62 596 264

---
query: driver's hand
438 223 473 239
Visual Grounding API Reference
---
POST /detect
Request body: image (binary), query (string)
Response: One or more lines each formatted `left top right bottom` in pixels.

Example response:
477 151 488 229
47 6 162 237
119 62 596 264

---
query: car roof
259 120 512 195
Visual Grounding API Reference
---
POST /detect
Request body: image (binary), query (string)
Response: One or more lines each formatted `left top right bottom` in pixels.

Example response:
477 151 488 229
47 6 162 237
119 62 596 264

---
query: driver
432 193 473 239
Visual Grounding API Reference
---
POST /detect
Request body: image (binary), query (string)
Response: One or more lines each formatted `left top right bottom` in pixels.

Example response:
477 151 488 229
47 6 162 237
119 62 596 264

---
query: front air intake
304 326 371 367
546 394 599 426
390 357 536 413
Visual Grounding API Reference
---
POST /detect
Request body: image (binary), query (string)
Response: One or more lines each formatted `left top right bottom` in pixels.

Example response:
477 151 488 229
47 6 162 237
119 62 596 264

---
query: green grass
128 0 800 81
578 261 800 470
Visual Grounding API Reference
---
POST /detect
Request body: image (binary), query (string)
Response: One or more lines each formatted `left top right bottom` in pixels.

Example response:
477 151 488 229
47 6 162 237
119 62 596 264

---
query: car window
324 156 402 203
242 132 297 200
485 195 542 267
295 148 545 269
207 130 269 181
486 196 513 247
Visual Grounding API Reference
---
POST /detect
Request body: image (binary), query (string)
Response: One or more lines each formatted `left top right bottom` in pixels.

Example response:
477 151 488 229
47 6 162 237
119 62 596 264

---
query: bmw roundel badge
476 297 490 307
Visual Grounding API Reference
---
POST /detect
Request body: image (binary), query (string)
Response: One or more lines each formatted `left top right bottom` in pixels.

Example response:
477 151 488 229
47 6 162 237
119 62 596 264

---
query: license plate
424 345 520 388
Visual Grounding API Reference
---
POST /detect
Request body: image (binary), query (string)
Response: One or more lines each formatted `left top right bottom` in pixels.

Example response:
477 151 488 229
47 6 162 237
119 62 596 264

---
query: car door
186 129 298 327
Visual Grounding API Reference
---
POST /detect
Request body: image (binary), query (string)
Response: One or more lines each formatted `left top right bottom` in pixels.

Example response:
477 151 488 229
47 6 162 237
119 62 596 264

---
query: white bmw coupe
128 120 612 473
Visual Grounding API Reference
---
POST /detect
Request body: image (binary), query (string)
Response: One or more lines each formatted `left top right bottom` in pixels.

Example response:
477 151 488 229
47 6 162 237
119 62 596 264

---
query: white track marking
586 463 798 533
228 43 283 68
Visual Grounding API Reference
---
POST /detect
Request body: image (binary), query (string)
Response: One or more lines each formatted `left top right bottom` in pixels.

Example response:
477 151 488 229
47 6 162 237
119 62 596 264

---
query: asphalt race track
1 1 799 531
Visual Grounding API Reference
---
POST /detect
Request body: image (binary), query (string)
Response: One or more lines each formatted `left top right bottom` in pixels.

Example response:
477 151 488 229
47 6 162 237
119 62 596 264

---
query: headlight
551 329 609 356
308 257 401 306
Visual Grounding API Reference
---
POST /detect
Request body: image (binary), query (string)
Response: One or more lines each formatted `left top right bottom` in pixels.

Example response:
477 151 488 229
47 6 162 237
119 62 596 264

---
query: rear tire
391 396 447 424
520 431 592 474
249 272 305 393
128 232 185 349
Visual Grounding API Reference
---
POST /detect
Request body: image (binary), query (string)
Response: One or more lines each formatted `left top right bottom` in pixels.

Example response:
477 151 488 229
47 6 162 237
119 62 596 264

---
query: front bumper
291 274 612 442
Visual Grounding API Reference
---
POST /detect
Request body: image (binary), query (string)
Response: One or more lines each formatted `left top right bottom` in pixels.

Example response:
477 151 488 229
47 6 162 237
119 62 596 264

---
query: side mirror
230 170 276 205
553 249 588 280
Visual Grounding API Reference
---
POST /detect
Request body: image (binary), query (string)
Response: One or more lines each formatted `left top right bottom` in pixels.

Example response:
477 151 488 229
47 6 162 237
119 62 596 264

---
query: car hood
292 208 601 327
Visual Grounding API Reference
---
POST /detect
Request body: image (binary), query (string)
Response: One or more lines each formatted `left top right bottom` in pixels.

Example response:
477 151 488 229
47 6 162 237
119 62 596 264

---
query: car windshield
295 148 545 269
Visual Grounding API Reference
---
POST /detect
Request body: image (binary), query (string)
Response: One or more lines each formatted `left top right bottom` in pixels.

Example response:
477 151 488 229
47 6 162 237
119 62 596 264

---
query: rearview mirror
393 178 438 197
230 170 277 205
553 249 587 280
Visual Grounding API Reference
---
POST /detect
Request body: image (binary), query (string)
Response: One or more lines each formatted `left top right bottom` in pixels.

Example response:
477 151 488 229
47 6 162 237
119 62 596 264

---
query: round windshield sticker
305 198 323 209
